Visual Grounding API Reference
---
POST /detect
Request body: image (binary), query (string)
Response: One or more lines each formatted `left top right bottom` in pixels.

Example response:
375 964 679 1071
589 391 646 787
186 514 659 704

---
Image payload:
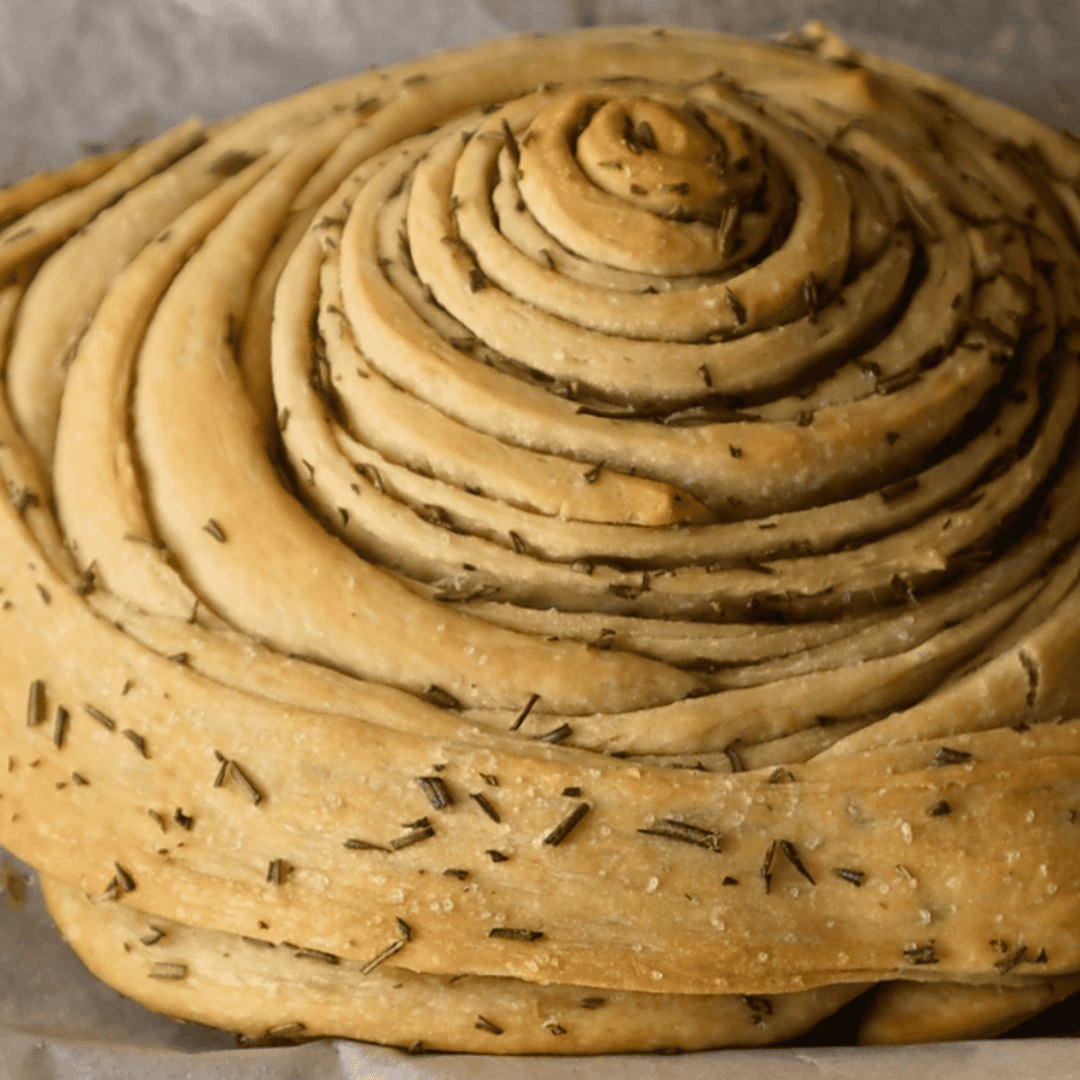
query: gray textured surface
1 0 1078 184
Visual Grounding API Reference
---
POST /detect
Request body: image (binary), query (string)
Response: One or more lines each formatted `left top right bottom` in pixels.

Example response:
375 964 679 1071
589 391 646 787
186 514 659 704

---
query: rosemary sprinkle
543 803 590 847
762 840 778 893
639 819 722 852
359 938 405 975
344 838 390 851
390 826 435 850
831 867 865 886
229 761 264 805
537 723 573 745
511 691 541 731
903 943 939 965
418 775 454 810
148 962 188 980
52 706 69 749
293 947 339 965
933 747 972 766
469 792 501 822
779 840 816 884
26 680 44 727
122 729 148 758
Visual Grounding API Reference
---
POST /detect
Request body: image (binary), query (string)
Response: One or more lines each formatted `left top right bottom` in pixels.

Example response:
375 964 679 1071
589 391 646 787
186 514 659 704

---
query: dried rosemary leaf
423 685 461 710
469 792 500 822
831 867 865 886
213 752 229 788
229 760 263 805
121 728 148 758
489 927 544 941
26 680 44 727
390 826 436 850
266 859 289 885
344 838 390 852
583 461 604 484
293 947 340 965
725 286 747 325
536 723 573 744
359 938 405 975
743 994 774 1016
639 819 722 852
762 839 778 893
994 945 1030 974
418 775 454 810
510 691 540 731
803 273 820 322
932 747 973 766
148 962 188 980
903 943 939 965
779 840 816 884
544 803 590 847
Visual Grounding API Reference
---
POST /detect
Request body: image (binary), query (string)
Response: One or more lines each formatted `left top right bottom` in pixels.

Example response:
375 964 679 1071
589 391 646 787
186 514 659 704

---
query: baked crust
1 21 1079 1052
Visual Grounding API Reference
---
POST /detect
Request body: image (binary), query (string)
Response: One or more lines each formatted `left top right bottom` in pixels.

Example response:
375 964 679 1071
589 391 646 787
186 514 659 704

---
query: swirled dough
1 21 1080 1054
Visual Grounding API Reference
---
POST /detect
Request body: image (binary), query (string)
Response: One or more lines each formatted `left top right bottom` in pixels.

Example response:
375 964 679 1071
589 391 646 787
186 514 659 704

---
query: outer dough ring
0 21 1078 1055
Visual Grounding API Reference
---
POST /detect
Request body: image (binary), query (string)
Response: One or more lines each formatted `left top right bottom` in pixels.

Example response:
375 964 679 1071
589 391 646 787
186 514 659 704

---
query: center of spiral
576 97 761 224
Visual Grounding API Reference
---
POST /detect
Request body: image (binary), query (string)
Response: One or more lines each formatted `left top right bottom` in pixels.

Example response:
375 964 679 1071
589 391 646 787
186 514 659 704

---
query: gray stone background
1 0 1078 184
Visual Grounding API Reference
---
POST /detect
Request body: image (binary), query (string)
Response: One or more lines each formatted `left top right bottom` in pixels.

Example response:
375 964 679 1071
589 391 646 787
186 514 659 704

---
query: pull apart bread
2 21 1080 1054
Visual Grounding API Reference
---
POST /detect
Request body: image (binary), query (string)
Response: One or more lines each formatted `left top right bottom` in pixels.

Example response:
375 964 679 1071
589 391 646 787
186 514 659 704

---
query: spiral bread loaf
2 21 1080 1052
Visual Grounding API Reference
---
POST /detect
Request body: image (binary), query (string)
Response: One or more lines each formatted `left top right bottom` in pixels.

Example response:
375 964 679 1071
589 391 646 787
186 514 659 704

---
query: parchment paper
2 0 1079 1076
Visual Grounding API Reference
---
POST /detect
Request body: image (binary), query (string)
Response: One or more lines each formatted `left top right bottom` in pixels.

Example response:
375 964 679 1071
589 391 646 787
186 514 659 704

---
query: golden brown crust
1 21 1079 1053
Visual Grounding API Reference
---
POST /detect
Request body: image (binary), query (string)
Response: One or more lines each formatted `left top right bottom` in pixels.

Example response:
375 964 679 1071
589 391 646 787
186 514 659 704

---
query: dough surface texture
1 21 1079 1053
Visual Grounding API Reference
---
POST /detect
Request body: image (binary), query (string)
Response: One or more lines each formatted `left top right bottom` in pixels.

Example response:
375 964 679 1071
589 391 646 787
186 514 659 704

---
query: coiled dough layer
1 21 1080 1052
